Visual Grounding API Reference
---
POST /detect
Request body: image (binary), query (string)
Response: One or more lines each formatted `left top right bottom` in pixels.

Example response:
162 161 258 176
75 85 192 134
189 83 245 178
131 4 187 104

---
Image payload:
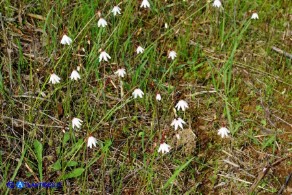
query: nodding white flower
136 46 145 54
87 136 97 148
175 133 180 140
49 73 61 84
171 117 186 130
158 142 171 154
165 23 168 29
140 0 150 8
251 12 259 20
70 70 81 81
212 0 222 8
175 100 189 111
99 51 111 62
97 18 107 27
168 50 177 60
132 88 144 99
112 6 121 16
60 34 73 45
217 127 230 138
72 117 83 129
115 68 126 78
156 93 161 101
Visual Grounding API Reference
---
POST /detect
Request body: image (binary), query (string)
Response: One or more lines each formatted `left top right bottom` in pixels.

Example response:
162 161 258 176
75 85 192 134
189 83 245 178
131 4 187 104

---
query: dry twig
271 46 292 59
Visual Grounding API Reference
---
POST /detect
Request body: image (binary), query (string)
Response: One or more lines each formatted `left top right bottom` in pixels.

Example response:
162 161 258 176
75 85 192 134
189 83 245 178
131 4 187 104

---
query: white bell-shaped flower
168 50 177 60
217 127 230 138
171 118 186 130
87 136 97 148
70 70 81 81
158 142 171 154
72 117 83 129
112 6 121 16
115 68 126 78
60 34 73 45
132 88 144 99
99 51 111 62
140 0 150 8
49 73 61 84
98 18 107 27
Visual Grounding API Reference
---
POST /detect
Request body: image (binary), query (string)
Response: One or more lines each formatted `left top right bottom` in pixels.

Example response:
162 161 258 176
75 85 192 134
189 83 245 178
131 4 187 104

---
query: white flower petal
72 117 83 129
87 136 97 148
132 88 144 99
70 70 81 81
158 143 171 154
168 50 177 60
156 93 161 101
60 34 73 45
115 68 126 78
98 18 107 27
99 51 111 62
171 118 186 130
136 46 145 54
175 100 189 111
112 6 121 16
217 127 230 138
49 73 61 84
140 0 150 8
251 13 259 20
212 0 222 8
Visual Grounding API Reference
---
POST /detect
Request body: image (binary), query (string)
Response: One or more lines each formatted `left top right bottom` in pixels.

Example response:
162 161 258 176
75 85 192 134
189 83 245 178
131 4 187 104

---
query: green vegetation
0 0 291 194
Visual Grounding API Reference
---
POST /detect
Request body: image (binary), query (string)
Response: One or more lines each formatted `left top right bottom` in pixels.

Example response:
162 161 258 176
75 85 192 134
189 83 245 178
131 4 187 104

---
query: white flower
171 118 186 130
112 6 121 16
132 88 144 99
158 142 171 154
175 100 189 111
136 46 145 54
251 12 259 20
217 127 230 138
72 117 83 129
156 93 161 101
212 0 222 8
87 136 97 148
97 18 107 27
165 23 168 29
140 0 150 8
115 68 126 78
60 34 72 45
99 51 111 62
49 73 61 84
168 50 177 60
70 70 81 81
175 133 180 140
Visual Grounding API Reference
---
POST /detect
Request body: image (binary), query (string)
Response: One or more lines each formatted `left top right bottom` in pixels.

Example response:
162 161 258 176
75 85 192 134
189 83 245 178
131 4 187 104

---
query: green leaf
101 139 112 153
262 135 276 149
163 157 194 189
51 160 61 171
62 168 85 180
33 140 43 163
63 132 70 145
66 161 78 167
33 140 43 181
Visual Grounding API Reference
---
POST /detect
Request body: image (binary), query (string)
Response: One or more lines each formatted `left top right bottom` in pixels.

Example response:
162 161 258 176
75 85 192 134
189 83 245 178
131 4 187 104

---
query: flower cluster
51 0 256 151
